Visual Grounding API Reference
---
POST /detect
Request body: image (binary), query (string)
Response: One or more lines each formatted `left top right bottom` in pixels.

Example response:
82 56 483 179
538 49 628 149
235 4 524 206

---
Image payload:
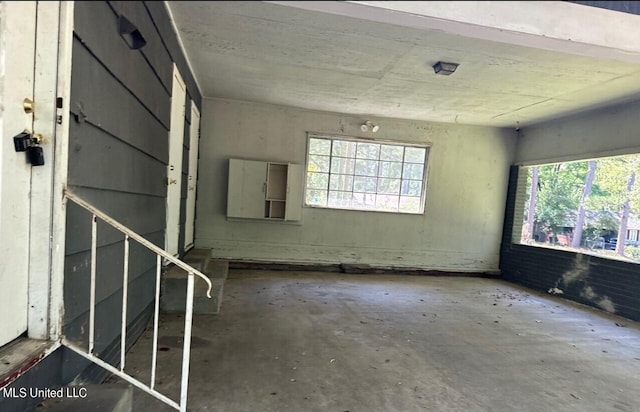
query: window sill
226 216 303 226
515 242 640 264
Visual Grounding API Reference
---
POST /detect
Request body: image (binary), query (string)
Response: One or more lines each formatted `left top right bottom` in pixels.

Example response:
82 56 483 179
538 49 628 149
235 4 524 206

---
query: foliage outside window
305 134 429 214
521 153 640 262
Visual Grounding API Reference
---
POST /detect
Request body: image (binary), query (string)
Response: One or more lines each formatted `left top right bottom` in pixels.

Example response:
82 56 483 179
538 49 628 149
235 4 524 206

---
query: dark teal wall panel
108 0 174 93
64 231 161 323
70 38 168 163
63 1 201 383
68 122 167 197
64 190 165 255
144 1 202 109
74 1 170 128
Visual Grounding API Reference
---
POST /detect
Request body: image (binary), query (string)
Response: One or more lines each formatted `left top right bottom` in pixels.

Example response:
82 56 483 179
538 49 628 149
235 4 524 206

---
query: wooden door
166 65 186 257
0 2 37 346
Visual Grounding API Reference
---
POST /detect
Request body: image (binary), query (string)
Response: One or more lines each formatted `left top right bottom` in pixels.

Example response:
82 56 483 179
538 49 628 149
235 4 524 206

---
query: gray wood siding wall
64 1 201 358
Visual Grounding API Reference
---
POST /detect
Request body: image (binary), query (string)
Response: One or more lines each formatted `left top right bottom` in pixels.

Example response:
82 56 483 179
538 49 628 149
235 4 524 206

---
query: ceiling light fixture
360 120 379 133
432 61 459 75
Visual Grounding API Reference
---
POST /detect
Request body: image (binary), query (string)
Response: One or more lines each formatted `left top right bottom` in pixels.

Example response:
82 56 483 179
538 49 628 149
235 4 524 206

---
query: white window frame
304 133 430 214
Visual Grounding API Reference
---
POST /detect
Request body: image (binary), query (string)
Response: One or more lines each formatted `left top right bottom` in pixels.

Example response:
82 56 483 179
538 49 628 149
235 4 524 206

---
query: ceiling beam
267 1 640 64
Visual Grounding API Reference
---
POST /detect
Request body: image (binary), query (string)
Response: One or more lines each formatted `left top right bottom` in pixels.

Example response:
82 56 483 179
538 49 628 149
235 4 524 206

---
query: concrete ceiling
168 1 640 128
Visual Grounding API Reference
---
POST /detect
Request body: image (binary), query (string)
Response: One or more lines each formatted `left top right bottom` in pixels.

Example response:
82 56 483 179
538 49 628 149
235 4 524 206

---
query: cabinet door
227 159 267 218
285 163 304 221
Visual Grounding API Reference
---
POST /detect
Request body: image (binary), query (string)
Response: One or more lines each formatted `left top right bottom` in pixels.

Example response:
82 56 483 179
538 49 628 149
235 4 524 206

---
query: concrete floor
121 270 640 412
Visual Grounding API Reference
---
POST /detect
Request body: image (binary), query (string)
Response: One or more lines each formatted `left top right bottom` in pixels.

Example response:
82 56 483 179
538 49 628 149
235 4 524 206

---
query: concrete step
207 258 229 280
182 248 212 272
36 383 132 412
160 249 228 315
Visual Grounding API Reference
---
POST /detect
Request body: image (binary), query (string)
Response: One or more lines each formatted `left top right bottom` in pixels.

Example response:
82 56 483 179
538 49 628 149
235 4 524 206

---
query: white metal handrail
61 189 212 412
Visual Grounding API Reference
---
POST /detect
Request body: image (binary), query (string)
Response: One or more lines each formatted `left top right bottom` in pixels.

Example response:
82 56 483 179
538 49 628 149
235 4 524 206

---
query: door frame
47 1 74 342
184 102 200 251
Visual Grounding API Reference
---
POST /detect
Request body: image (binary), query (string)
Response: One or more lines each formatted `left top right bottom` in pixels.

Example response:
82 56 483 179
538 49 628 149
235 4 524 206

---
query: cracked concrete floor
120 270 640 412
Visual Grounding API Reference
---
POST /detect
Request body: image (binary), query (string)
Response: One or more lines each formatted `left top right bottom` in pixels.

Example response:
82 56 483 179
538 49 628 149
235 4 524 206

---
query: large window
520 153 640 262
305 134 429 214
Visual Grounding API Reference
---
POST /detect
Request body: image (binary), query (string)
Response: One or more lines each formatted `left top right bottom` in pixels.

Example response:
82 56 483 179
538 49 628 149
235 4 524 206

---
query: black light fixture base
433 61 459 75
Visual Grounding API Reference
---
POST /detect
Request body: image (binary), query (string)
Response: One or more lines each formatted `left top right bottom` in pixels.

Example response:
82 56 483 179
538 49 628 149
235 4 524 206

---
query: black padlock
13 132 31 152
27 146 45 166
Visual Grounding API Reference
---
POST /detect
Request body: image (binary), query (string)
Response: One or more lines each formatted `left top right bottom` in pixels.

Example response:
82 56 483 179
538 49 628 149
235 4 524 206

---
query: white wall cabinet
227 158 303 221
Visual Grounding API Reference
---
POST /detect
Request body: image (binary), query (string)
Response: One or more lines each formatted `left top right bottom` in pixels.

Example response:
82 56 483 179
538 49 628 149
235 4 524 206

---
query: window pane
379 161 402 178
332 140 357 158
405 147 426 163
401 180 422 196
356 142 380 160
399 196 421 213
352 192 376 209
306 189 327 206
329 174 353 191
331 157 355 174
376 195 400 211
309 138 331 155
353 176 377 193
306 172 329 190
377 178 400 195
380 145 404 161
355 159 378 176
403 163 424 180
308 155 330 172
328 191 352 208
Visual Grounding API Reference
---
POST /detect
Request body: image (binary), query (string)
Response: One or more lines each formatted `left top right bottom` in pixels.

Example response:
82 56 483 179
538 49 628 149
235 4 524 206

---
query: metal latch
13 131 45 166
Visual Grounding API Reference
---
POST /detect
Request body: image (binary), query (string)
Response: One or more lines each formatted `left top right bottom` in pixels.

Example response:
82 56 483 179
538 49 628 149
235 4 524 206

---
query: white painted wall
197 98 515 272
515 100 640 166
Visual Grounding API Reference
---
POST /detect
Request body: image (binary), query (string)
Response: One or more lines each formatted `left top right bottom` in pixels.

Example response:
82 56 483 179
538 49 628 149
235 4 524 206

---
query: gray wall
501 100 640 322
197 98 515 273
515 100 640 165
64 1 199 371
